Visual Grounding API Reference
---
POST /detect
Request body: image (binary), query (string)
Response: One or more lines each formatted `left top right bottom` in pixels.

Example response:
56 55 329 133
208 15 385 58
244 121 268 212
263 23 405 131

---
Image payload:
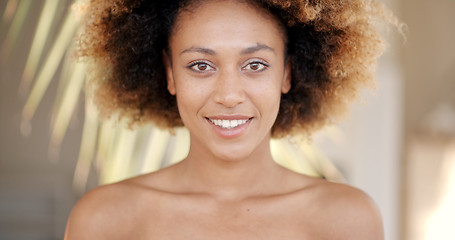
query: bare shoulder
64 183 130 239
294 175 384 240
64 176 158 240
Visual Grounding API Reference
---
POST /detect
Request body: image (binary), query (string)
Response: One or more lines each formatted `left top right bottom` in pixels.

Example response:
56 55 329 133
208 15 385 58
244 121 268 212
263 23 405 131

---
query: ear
281 60 291 94
163 50 176 95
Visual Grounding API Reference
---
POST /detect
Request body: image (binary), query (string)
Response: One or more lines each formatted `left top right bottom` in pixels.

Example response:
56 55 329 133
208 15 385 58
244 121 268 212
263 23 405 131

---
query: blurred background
0 0 454 239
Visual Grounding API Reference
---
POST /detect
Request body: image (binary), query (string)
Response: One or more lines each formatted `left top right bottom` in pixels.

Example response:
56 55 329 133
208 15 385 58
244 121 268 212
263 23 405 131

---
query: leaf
19 0 61 96
1 0 32 61
73 100 99 193
22 6 79 124
50 62 86 151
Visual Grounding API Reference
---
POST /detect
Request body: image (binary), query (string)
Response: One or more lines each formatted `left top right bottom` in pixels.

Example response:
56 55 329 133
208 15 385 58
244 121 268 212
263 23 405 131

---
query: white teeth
209 119 249 129
222 120 229 128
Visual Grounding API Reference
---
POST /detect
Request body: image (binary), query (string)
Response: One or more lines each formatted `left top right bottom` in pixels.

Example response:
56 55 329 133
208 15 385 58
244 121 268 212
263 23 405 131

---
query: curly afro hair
76 0 399 137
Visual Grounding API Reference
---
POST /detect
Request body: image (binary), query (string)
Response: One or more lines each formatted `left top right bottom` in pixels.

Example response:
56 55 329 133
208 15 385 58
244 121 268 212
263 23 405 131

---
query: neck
175 137 285 201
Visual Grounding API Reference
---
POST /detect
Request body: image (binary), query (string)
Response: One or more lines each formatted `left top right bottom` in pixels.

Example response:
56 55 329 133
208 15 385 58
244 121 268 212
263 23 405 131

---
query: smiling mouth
207 118 252 129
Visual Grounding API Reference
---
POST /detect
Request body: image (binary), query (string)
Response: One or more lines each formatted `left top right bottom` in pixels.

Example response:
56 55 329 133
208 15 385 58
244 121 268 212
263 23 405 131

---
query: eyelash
242 60 269 72
187 60 270 73
187 61 215 72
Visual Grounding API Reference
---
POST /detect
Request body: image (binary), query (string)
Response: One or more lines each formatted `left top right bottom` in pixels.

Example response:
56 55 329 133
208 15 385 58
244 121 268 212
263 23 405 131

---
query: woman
65 0 395 239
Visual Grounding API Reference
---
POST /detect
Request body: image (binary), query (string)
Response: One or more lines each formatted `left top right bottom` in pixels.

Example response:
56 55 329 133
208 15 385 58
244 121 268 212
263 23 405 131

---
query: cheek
174 80 208 120
248 79 283 116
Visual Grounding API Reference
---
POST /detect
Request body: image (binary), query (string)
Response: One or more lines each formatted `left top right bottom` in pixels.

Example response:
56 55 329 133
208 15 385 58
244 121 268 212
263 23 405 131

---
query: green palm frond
2 0 344 193
22 4 79 127
19 0 60 96
1 0 32 61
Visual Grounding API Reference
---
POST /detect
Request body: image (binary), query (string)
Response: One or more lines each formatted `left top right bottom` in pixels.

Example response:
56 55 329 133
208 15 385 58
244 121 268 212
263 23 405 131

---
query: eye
242 61 269 72
187 61 215 72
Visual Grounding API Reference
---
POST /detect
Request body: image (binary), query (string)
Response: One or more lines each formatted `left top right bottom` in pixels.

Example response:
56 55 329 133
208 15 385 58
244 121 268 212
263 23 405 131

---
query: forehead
169 0 286 51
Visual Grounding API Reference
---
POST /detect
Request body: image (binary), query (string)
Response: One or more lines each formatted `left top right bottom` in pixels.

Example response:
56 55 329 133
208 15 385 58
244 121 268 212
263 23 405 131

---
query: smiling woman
64 0 396 239
163 2 290 161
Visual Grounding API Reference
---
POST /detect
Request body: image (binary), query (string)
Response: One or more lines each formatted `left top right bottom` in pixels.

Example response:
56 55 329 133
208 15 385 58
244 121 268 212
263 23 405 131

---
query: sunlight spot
425 143 455 240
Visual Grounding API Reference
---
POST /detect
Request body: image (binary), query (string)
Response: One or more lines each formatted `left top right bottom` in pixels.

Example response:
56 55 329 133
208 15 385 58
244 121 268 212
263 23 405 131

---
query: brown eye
188 61 215 72
197 63 208 71
250 63 260 71
243 61 268 72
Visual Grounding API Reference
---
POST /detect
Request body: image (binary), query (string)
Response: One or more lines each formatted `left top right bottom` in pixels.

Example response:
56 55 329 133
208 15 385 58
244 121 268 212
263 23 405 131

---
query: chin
207 141 261 162
215 152 251 162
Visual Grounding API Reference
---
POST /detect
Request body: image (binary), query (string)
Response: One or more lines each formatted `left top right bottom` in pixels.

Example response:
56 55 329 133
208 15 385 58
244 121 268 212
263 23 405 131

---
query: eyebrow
240 43 275 55
180 47 215 56
179 43 275 56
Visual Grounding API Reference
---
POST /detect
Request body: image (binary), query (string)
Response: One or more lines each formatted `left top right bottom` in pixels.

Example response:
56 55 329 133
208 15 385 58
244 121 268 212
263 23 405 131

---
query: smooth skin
64 0 384 239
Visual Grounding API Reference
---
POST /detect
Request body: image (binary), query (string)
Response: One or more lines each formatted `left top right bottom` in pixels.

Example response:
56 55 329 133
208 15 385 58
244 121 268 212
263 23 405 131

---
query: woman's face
165 0 290 161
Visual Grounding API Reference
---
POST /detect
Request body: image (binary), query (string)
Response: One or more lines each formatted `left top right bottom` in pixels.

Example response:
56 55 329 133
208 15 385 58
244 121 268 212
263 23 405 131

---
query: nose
212 69 246 108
